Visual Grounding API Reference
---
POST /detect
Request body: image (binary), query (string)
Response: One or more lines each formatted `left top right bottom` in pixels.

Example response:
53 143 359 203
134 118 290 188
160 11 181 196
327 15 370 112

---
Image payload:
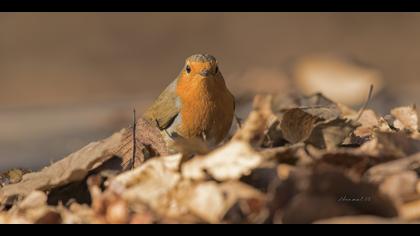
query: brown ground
1 13 420 171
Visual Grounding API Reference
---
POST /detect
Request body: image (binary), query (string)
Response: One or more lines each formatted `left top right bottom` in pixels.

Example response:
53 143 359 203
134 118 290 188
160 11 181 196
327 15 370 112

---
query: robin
143 54 235 150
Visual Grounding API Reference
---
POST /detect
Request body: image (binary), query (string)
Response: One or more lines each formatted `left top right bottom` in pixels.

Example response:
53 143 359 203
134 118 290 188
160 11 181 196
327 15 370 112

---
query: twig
131 109 137 170
355 84 374 122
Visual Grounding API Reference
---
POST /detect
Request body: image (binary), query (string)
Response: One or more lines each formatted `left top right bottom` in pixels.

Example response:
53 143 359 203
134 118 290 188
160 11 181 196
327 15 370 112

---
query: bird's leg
201 132 207 142
155 119 172 137
235 113 242 129
154 119 162 129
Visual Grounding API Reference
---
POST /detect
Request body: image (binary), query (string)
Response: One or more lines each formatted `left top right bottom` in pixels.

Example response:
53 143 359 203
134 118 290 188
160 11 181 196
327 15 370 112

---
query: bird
143 54 235 151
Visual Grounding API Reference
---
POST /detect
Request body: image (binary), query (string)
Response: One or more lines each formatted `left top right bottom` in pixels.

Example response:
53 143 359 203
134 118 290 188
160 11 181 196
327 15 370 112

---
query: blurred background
1 13 420 171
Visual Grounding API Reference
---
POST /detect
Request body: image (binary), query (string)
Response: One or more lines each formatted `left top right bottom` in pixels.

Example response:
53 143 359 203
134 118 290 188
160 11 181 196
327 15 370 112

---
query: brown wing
143 78 180 130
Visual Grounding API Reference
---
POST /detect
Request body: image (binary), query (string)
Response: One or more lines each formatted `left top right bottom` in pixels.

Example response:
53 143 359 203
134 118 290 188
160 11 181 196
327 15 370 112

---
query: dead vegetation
0 88 420 224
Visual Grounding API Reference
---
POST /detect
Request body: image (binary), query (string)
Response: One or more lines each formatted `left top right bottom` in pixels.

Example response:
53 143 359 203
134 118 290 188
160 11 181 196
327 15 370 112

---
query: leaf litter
1 87 420 224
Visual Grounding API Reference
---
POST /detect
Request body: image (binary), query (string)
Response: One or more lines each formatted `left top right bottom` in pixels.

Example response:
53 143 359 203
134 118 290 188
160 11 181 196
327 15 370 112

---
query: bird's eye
215 66 219 74
186 65 191 74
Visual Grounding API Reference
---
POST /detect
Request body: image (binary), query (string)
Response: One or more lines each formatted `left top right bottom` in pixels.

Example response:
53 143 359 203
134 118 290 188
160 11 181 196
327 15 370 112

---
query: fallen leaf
220 181 268 224
264 93 354 149
280 107 358 149
61 203 104 224
18 191 48 210
314 215 410 224
110 118 170 169
308 118 358 150
0 168 30 188
185 181 225 223
364 152 420 184
271 164 397 224
181 141 262 181
2 90 420 224
377 171 418 204
280 108 319 144
0 117 169 207
352 109 380 139
0 191 61 224
183 181 266 224
399 198 420 221
364 132 420 158
109 154 182 212
281 193 360 224
105 199 129 224
310 165 397 217
259 143 305 164
0 130 125 204
233 94 274 146
391 105 419 132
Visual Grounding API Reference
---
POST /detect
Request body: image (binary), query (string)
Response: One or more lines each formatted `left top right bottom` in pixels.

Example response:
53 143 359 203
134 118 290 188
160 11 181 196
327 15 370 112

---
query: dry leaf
364 152 420 184
308 118 358 150
220 181 267 223
280 108 319 144
265 93 353 149
111 118 170 169
182 141 262 181
280 107 357 149
359 132 420 159
260 143 305 164
18 191 48 210
61 203 103 224
377 171 418 204
0 168 30 188
184 181 266 224
281 193 360 224
271 164 398 223
275 93 358 149
311 151 372 177
314 215 409 224
2 90 420 224
109 154 182 211
1 191 61 224
0 117 169 207
352 109 380 139
185 181 225 223
399 198 420 221
391 105 419 132
0 130 125 204
0 212 30 224
233 94 274 146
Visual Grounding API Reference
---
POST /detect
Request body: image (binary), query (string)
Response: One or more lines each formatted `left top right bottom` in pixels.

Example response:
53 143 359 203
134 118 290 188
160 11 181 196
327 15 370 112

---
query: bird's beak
200 70 211 77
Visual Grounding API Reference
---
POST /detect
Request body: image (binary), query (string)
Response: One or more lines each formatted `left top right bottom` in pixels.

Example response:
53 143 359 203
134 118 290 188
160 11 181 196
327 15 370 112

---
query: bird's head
180 54 221 80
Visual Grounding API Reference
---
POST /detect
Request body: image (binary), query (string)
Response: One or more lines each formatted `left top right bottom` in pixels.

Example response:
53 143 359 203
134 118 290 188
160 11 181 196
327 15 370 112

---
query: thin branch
131 109 137 170
355 84 374 122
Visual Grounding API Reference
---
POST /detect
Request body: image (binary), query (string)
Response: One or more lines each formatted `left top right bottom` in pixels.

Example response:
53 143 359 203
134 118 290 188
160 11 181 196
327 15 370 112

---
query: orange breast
175 75 234 144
